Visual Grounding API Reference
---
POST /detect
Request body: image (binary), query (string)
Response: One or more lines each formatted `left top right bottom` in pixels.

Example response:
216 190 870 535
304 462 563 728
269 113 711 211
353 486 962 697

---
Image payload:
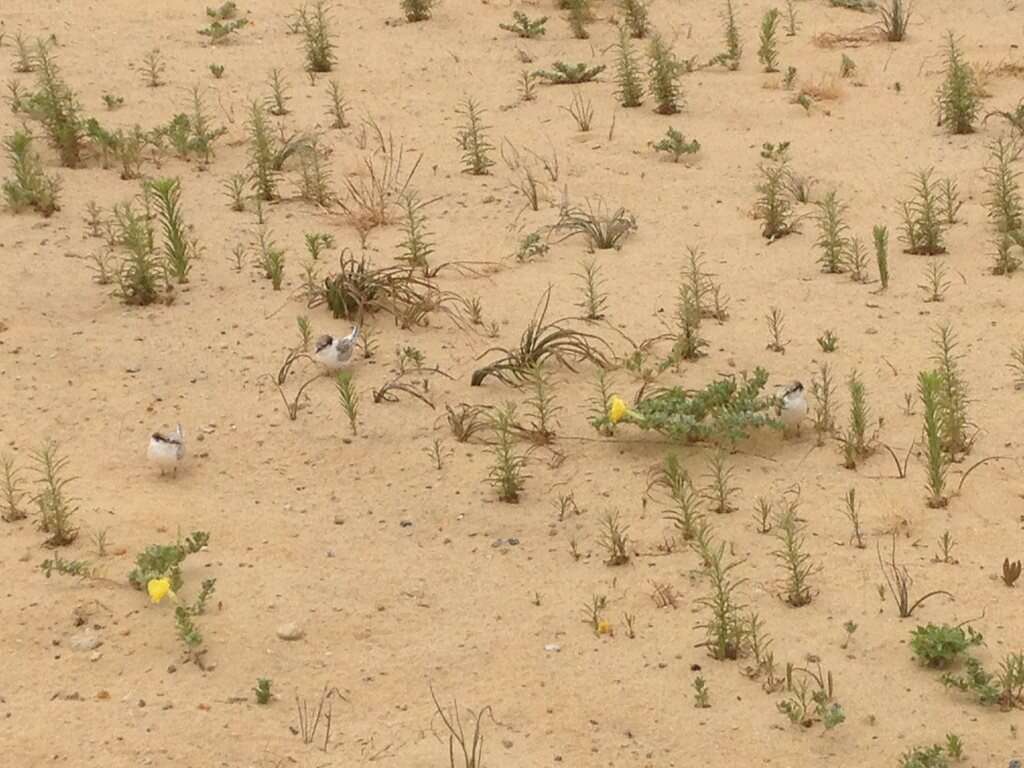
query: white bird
314 327 359 372
148 424 185 476
777 381 807 436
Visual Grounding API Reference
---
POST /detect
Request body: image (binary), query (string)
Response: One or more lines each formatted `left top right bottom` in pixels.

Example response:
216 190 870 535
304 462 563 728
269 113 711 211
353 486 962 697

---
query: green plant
782 65 798 89
843 370 877 469
647 34 684 114
402 0 436 22
755 145 797 240
874 224 890 289
256 229 285 290
1 453 28 522
336 371 359 435
911 623 983 668
1004 558 1022 586
693 676 710 708
590 369 616 437
899 744 950 768
615 26 645 107
326 80 348 129
487 404 527 502
710 0 742 70
148 178 194 284
652 453 703 540
652 127 700 161
942 652 1024 709
1011 343 1024 389
773 496 818 606
40 554 96 579
841 488 865 548
31 440 79 546
112 200 164 306
846 236 869 282
297 1 336 71
576 258 608 320
209 63 225 78
501 11 546 38
128 531 209 590
702 451 739 514
817 330 839 353
246 101 279 200
992 233 1021 276
610 25 643 107
518 70 538 102
945 734 964 761
878 0 912 41
22 43 87 168
566 0 592 39
765 307 787 353
932 323 971 460
102 93 124 110
901 169 947 255
2 130 60 216
919 369 949 507
815 191 850 273
12 33 37 73
839 54 857 79
515 231 549 262
265 68 290 116
199 17 248 44
753 496 773 534
562 90 594 131
785 0 799 35
667 266 708 362
778 663 845 730
619 0 650 38
224 173 246 211
298 136 335 207
556 199 636 251
535 61 606 85
936 32 980 135
254 678 272 705
984 136 1023 235
940 177 962 225
695 539 748 660
811 362 837 444
207 1 238 19
919 260 950 303
140 49 165 87
456 98 494 175
841 620 858 649
758 9 782 72
609 368 781 445
598 511 630 565
522 363 561 443
934 530 957 563
396 191 435 269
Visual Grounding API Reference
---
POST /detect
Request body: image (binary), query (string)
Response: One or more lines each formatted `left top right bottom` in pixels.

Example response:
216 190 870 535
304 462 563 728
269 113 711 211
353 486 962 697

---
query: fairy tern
148 424 185 476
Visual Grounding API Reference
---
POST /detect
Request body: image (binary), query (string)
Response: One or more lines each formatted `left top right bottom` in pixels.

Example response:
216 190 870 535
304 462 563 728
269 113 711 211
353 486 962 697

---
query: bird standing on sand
314 327 359 372
148 424 185 476
777 381 807 435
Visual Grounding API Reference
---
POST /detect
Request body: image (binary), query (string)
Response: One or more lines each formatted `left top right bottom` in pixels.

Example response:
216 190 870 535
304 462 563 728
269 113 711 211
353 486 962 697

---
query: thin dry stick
877 533 953 618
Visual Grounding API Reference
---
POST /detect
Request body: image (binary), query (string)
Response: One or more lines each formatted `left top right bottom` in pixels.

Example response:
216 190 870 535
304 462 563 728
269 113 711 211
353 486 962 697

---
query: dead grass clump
339 120 420 233
812 30 877 49
795 76 844 103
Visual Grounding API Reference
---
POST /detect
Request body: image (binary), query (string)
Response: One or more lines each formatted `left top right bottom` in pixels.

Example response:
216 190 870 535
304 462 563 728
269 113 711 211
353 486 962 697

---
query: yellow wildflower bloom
597 619 613 636
147 577 173 604
608 395 629 425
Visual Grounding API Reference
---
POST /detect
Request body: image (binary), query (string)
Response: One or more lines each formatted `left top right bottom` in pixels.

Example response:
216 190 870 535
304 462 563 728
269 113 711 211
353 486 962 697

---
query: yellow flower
596 619 613 636
608 395 629 425
147 577 173 604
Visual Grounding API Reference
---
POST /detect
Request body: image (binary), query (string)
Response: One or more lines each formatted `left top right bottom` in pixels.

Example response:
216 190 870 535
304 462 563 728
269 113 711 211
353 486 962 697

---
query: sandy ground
2 0 1024 766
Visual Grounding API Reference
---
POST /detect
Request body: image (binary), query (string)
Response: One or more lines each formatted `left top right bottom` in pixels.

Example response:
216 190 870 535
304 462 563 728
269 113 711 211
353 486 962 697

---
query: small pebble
276 622 305 641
